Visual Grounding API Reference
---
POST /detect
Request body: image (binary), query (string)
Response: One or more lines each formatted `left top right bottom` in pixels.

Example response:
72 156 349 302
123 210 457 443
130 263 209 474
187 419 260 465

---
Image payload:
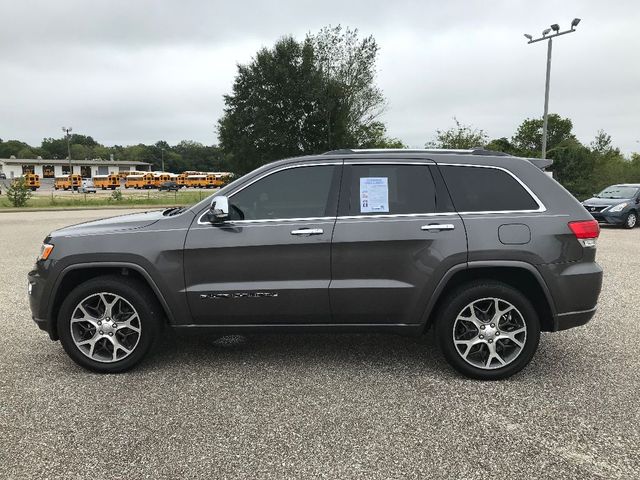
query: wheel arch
420 261 557 333
48 262 175 340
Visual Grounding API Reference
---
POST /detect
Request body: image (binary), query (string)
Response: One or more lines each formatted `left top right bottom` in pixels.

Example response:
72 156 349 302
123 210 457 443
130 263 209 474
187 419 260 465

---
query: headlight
38 243 54 261
609 203 628 213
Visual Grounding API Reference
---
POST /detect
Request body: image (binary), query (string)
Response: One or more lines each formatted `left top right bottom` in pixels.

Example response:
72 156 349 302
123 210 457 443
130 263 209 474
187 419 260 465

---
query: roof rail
322 148 512 157
321 148 552 170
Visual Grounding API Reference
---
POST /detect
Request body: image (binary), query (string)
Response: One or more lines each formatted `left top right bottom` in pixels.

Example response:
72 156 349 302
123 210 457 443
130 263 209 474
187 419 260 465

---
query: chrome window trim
436 162 547 214
196 160 546 225
337 212 456 220
197 162 342 225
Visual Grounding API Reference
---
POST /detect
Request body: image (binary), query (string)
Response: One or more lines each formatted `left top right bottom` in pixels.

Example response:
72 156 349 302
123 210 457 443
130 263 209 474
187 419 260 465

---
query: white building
0 157 151 179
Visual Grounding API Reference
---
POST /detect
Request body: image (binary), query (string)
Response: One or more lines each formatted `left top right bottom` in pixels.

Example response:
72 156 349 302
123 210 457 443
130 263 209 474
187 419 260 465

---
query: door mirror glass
208 195 229 223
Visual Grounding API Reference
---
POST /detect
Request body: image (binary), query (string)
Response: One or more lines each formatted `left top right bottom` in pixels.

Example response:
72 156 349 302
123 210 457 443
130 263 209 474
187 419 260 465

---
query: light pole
61 126 72 176
524 18 580 159
161 148 165 172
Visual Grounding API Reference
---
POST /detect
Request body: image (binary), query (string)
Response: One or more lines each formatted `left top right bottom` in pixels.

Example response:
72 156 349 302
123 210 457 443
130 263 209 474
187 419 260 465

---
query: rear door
184 162 342 325
329 160 467 325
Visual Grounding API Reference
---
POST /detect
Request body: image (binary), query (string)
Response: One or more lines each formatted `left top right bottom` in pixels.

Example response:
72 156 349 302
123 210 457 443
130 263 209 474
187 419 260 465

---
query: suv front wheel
57 275 161 373
436 281 541 380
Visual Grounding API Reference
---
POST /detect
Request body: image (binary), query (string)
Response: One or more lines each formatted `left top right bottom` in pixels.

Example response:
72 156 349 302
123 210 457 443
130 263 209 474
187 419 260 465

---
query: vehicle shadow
140 330 455 378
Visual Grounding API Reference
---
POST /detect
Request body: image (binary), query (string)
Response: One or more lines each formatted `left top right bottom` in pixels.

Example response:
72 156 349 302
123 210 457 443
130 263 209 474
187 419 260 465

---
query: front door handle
421 224 455 231
291 228 324 236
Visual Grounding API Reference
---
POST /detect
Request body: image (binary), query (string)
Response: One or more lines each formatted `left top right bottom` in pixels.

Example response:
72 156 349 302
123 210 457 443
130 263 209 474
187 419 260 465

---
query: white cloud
1 0 638 153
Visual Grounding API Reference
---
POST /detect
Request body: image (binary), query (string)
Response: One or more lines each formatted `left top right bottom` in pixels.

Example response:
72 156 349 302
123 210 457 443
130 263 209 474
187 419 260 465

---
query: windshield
596 186 639 199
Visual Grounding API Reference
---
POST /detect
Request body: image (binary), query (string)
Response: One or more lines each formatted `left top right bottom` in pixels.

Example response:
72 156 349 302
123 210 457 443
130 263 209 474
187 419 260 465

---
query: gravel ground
1 210 639 479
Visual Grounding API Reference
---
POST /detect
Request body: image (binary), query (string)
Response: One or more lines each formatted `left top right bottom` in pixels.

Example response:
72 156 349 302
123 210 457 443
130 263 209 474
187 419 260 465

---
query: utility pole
524 18 580 159
161 148 165 172
62 126 73 176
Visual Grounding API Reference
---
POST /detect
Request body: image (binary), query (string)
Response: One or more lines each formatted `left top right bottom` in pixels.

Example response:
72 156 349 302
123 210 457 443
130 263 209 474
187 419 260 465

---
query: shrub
6 177 32 207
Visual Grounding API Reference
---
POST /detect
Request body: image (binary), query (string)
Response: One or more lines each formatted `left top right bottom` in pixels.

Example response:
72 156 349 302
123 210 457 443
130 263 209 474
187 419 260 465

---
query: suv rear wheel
436 281 540 380
57 275 161 373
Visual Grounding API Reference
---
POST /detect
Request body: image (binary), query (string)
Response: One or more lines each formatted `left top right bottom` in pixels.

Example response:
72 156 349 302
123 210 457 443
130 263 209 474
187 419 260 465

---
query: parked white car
79 180 97 194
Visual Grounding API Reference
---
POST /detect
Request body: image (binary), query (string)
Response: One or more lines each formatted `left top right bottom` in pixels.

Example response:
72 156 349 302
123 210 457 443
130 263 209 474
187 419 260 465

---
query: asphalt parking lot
1 210 639 479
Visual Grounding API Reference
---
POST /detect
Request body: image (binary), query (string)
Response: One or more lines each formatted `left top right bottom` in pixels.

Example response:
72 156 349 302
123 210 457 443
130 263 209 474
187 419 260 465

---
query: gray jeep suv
28 149 603 379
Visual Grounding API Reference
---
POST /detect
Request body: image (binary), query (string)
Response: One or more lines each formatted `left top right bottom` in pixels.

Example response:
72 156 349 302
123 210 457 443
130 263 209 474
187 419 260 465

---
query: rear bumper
538 261 603 331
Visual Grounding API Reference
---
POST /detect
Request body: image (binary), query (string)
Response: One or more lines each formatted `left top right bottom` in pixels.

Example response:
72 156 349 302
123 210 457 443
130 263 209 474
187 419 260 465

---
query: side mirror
207 195 229 223
635 197 640 204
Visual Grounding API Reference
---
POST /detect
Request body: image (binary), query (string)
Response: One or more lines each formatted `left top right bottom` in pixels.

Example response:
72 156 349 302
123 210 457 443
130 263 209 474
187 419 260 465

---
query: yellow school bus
125 173 155 189
208 171 234 187
176 173 189 188
152 173 171 188
93 174 120 190
54 174 82 191
23 173 41 191
118 170 145 179
186 174 208 188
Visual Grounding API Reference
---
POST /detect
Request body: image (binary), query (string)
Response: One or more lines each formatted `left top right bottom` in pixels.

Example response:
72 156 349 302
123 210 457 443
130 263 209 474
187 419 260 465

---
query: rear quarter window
439 165 539 212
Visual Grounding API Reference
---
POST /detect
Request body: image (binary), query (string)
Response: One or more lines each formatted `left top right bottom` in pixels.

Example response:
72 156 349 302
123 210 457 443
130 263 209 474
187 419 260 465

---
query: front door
184 163 342 325
330 161 468 325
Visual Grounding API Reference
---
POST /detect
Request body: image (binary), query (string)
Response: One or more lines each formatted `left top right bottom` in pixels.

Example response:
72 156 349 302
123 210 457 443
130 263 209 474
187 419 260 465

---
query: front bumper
28 267 57 340
588 211 626 225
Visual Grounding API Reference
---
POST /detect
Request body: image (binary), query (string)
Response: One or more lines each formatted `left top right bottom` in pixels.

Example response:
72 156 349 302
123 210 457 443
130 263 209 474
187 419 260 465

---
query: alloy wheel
70 292 142 363
452 297 527 370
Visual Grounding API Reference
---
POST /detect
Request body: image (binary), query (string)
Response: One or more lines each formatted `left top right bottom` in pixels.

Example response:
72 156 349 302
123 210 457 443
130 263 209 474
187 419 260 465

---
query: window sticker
360 177 389 213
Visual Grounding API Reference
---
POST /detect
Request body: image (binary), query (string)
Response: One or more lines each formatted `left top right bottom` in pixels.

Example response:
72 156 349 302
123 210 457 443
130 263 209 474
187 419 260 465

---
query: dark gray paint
28 151 603 339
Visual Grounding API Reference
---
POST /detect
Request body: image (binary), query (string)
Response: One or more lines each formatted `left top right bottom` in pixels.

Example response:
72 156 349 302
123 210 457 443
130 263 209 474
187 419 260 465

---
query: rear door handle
291 228 324 236
421 224 455 231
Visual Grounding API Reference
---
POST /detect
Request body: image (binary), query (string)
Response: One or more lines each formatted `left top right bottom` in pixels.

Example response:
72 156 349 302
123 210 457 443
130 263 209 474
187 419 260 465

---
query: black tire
435 280 541 380
57 275 162 373
623 211 637 229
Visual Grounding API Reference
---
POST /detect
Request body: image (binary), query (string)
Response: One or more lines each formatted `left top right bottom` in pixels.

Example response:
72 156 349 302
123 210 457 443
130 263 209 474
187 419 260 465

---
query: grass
0 189 213 209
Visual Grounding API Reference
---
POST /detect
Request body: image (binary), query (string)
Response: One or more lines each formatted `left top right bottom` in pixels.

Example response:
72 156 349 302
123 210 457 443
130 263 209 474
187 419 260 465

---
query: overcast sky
1 0 638 154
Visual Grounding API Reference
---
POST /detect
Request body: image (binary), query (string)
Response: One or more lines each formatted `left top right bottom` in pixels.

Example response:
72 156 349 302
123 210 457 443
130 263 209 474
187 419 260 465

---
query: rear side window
347 164 436 215
439 165 539 212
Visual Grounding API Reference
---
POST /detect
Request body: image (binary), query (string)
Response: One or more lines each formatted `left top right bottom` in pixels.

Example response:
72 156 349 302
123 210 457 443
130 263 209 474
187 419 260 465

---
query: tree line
1 25 638 199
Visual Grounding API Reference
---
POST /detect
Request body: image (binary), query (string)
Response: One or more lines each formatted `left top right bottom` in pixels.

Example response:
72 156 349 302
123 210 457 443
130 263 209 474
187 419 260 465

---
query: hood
51 210 166 238
582 196 632 206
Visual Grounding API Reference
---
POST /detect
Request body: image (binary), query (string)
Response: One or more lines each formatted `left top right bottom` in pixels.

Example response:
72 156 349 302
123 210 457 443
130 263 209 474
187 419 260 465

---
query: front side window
230 165 338 220
347 164 437 215
439 165 539 212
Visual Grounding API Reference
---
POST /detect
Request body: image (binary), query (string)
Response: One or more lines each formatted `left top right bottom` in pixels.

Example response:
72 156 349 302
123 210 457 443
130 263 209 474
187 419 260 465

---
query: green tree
309 25 387 148
547 139 595 199
17 147 36 159
6 177 32 207
70 144 91 160
218 36 328 173
218 26 392 173
512 114 575 157
426 118 488 149
0 140 31 158
590 130 620 156
484 137 522 155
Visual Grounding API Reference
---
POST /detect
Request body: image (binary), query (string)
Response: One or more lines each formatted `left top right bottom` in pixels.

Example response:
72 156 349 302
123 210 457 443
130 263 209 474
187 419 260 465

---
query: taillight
568 220 599 247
